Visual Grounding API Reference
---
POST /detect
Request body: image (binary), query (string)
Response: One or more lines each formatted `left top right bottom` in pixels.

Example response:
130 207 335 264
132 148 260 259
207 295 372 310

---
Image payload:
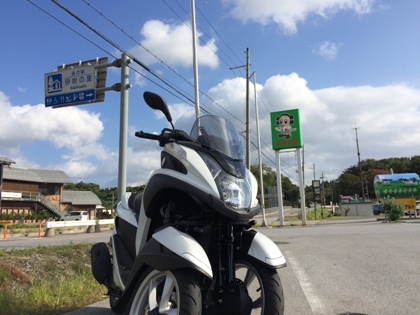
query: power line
80 0 245 126
52 0 207 110
32 0 299 183
165 0 243 69
27 0 118 60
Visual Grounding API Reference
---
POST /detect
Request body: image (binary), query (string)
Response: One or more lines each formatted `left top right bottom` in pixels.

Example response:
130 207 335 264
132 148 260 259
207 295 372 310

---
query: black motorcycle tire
235 256 284 315
125 268 202 315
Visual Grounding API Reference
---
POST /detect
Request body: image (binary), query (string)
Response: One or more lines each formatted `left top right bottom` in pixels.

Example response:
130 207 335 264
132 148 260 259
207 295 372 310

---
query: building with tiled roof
0 156 101 220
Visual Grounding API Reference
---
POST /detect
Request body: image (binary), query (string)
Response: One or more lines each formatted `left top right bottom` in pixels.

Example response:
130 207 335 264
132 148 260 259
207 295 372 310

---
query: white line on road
285 251 335 315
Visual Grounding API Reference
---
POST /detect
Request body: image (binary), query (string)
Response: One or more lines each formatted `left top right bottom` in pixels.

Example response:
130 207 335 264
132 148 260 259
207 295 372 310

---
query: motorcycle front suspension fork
217 224 237 288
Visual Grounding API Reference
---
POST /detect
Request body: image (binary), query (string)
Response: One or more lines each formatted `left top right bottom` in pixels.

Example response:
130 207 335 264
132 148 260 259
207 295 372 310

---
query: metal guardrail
46 219 114 228
44 219 114 237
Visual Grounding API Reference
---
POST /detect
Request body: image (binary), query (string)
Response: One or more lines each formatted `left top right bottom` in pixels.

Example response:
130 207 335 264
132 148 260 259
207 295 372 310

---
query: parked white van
60 211 88 221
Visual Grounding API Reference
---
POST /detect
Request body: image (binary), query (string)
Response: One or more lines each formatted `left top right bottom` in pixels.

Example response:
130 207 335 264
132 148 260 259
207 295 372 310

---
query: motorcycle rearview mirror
143 91 173 127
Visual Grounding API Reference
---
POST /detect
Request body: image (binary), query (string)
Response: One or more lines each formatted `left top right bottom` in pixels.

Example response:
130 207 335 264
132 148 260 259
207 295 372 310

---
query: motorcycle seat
128 192 143 217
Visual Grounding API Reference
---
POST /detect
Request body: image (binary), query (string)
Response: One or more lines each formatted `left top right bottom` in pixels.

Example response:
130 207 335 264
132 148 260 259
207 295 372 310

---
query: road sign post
270 109 305 225
44 55 130 204
44 57 109 108
45 66 96 107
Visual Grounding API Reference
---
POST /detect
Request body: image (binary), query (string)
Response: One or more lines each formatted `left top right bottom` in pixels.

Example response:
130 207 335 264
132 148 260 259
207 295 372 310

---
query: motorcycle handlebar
135 131 162 141
135 129 193 146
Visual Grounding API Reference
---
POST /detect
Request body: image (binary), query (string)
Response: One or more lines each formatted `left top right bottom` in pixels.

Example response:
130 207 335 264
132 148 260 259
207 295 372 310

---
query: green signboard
374 173 420 199
270 109 303 150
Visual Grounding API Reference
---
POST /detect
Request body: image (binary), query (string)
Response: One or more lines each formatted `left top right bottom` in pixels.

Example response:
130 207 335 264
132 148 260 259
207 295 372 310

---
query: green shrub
382 199 404 222
296 209 332 220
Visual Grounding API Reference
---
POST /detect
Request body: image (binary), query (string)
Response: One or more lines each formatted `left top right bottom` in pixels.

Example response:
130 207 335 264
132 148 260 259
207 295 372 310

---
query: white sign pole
276 150 284 226
191 0 200 119
117 53 131 203
296 147 307 225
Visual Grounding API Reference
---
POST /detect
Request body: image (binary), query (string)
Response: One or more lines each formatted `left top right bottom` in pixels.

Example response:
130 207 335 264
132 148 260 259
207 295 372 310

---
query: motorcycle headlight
219 174 252 209
199 152 252 209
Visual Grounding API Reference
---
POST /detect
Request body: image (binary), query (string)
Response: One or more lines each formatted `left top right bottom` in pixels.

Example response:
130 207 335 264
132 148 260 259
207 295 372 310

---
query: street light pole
245 48 250 169
190 0 200 119
252 71 267 227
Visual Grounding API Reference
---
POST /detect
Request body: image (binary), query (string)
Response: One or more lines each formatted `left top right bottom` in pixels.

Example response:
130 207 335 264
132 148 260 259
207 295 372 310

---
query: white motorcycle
91 91 287 315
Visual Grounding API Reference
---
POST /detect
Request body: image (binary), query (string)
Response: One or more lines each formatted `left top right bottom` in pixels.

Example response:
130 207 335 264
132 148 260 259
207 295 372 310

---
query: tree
339 155 420 200
250 164 300 205
64 182 145 210
250 164 277 193
382 198 404 222
336 173 360 197
281 175 300 205
64 181 100 192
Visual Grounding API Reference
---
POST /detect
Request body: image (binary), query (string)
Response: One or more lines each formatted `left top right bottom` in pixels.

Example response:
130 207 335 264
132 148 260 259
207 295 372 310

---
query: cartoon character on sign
275 114 297 139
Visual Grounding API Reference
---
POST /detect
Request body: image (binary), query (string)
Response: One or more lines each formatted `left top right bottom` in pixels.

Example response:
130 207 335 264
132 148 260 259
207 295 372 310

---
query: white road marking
286 251 335 315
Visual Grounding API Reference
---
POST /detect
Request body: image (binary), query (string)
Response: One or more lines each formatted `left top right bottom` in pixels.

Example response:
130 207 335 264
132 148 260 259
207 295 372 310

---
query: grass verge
0 243 107 315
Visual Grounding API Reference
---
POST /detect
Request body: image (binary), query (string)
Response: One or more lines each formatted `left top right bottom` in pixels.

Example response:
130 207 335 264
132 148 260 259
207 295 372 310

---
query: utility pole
309 163 316 219
230 48 251 168
320 171 325 218
353 126 364 202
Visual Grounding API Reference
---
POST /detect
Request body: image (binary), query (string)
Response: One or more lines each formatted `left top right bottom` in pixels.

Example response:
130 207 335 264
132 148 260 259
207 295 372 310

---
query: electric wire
53 0 210 114
81 0 246 127
34 0 299 183
55 0 244 127
27 0 118 60
167 0 243 68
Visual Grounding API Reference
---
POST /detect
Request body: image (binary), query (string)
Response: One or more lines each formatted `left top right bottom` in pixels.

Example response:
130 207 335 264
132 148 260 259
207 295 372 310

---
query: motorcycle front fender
241 230 287 268
138 226 213 279
111 227 213 314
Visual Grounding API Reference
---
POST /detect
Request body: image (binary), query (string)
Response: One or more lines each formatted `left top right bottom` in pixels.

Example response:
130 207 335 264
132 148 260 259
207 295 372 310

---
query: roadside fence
44 219 114 236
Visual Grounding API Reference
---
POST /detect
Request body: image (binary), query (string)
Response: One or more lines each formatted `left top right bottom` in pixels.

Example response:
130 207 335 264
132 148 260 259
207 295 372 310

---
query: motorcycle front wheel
235 257 284 315
126 268 202 315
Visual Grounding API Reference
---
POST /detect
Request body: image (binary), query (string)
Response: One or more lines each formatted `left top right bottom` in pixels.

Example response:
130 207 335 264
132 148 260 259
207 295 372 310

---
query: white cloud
129 20 219 69
126 146 161 186
313 41 340 60
302 83 420 179
221 0 375 34
0 92 114 180
154 103 196 126
0 95 101 150
3 74 420 187
203 75 420 182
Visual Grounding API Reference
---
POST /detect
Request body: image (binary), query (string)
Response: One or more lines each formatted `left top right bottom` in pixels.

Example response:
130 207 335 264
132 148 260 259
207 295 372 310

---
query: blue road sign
45 89 96 107
44 65 96 107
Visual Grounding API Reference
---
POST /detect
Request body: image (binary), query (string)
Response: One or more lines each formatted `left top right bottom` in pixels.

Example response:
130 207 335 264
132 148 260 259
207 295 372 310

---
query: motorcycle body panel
245 230 287 268
139 226 213 279
90 91 286 315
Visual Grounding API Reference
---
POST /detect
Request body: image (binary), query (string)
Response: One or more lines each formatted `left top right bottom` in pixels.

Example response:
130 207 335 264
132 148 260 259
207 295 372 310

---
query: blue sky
1 0 420 189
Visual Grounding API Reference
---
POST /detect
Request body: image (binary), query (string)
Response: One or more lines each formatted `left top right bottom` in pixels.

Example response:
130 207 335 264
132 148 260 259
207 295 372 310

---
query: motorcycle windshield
190 115 244 161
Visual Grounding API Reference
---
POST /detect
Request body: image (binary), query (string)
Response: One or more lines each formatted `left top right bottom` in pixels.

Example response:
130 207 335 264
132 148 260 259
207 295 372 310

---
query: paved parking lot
5 216 420 315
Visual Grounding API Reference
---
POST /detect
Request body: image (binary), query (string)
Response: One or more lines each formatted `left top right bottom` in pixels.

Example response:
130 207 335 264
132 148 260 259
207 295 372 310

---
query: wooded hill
333 156 420 203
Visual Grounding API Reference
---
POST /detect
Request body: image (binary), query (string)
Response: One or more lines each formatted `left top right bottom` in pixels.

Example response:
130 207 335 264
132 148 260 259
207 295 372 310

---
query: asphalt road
3 217 420 315
267 219 420 315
